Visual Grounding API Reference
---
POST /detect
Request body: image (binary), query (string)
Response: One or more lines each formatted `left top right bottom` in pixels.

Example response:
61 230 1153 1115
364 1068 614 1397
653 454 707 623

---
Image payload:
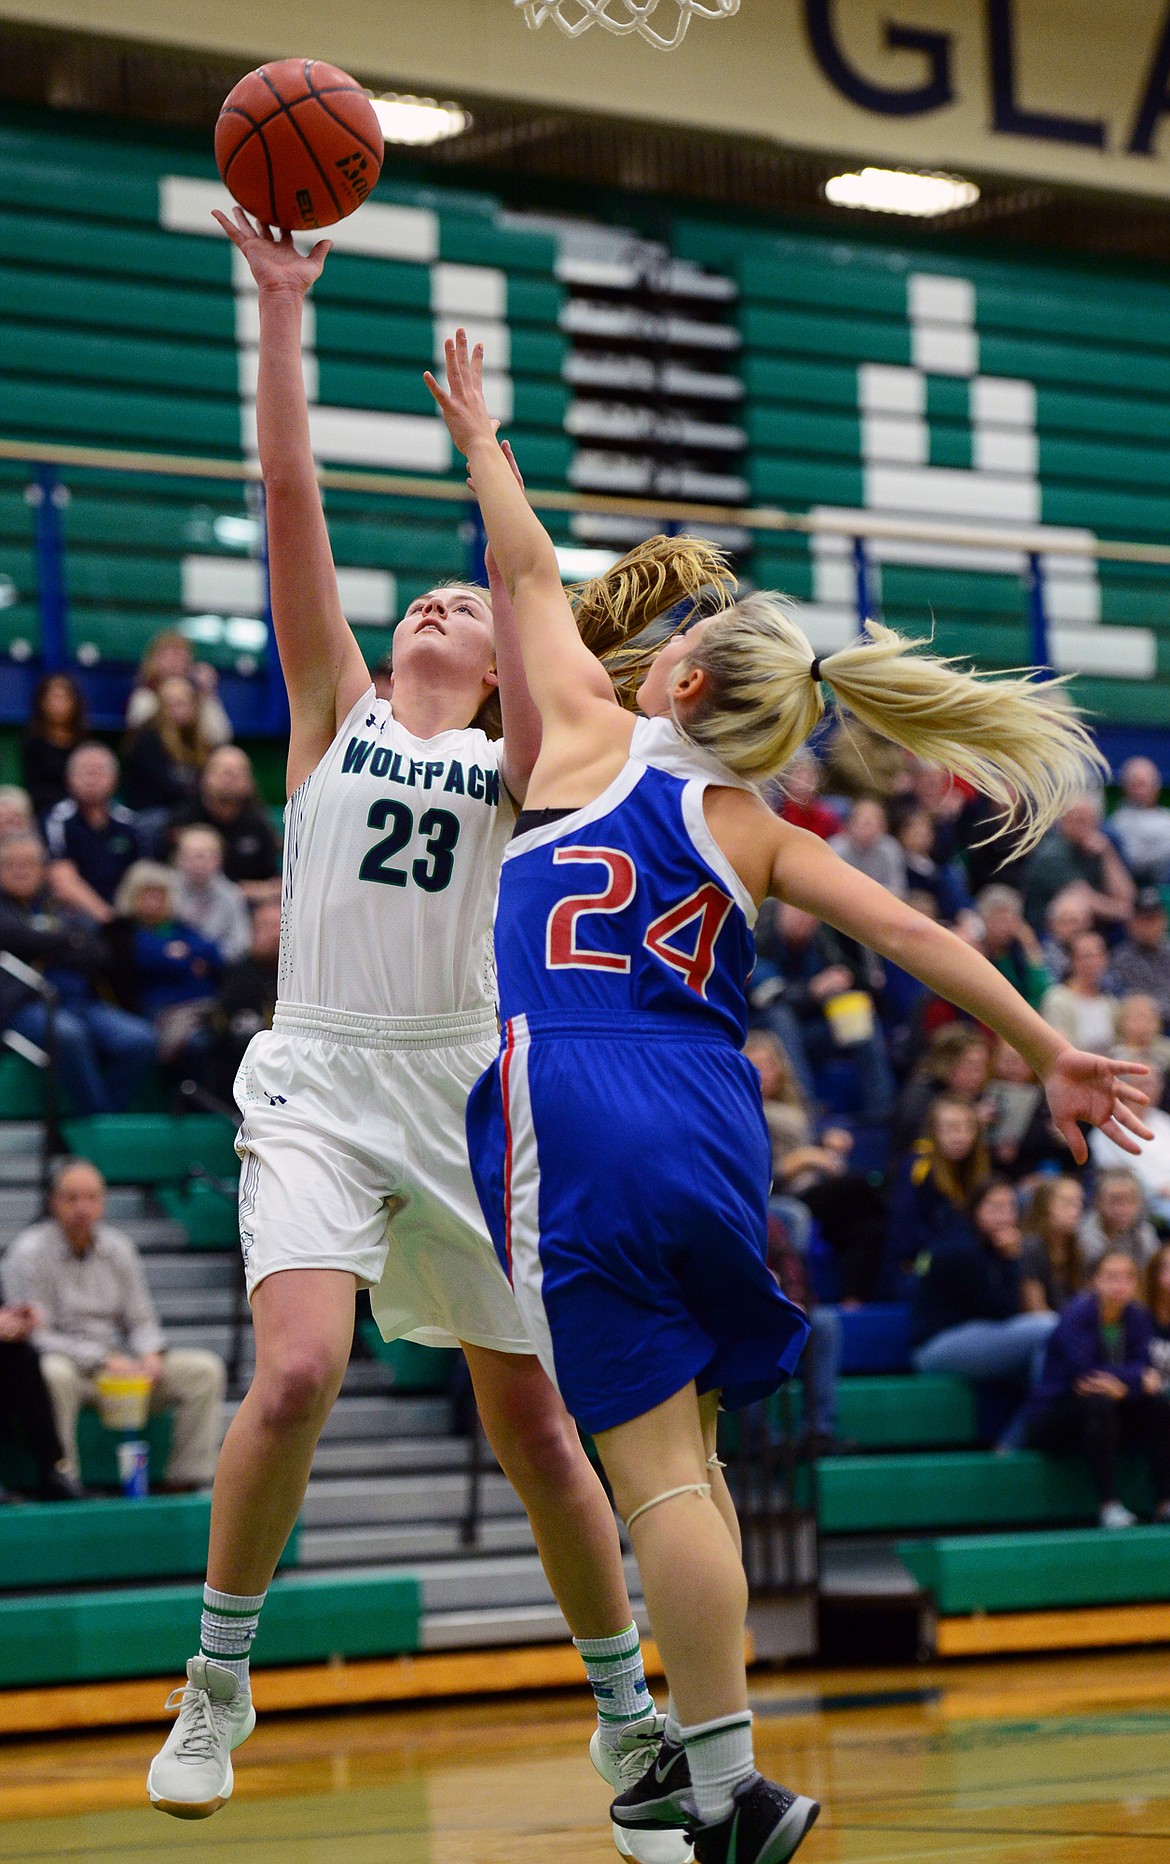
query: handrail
3 435 1170 569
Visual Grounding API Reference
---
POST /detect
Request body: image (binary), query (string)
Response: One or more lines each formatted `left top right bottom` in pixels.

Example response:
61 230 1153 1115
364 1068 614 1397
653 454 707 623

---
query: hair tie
810 658 823 684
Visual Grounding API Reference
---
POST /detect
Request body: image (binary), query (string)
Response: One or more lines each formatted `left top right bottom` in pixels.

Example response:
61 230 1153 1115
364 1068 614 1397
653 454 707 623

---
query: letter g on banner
804 0 954 117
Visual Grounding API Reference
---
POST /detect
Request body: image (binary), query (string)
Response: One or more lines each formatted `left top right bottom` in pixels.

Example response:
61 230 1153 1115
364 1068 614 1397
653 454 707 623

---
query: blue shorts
466 1012 809 1436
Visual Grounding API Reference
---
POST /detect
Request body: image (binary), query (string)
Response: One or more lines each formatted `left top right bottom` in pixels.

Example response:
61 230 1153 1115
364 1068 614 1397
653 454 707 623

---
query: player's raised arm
212 208 370 794
768 819 1152 1164
486 445 543 803
426 331 616 726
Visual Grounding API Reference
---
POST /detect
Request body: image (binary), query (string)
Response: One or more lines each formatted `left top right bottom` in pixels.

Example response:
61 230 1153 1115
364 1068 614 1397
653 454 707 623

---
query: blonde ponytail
678 596 1107 853
569 535 736 707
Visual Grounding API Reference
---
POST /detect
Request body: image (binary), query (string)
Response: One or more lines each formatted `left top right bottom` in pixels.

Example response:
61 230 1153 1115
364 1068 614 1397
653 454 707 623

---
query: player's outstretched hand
425 328 498 457
1043 1048 1152 1164
211 206 331 296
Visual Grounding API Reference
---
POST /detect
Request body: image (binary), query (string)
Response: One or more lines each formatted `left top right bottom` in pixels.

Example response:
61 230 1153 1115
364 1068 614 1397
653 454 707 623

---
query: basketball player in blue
426 329 1152 1864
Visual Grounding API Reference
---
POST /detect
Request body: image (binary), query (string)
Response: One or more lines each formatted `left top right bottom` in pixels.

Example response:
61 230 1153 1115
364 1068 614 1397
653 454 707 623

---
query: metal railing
5 435 1170 738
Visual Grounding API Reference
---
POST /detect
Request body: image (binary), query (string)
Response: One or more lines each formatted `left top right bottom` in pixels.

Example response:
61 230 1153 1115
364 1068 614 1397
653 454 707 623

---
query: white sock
665 1693 683 1747
573 1623 655 1745
681 1710 755 1824
199 1584 266 1691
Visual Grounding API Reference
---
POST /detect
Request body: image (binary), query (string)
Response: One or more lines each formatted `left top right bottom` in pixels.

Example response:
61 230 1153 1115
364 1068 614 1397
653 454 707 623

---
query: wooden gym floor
1 1649 1169 1861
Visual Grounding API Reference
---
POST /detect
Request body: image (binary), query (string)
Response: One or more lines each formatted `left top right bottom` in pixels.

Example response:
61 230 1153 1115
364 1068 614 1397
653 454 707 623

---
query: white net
516 0 740 50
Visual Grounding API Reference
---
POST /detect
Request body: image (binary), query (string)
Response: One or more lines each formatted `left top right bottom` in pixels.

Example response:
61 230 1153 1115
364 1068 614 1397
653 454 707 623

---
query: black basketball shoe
610 1734 695 1849
690 1773 820 1863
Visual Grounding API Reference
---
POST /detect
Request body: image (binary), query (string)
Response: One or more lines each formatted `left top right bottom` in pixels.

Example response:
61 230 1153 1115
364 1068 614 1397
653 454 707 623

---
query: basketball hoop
515 0 740 51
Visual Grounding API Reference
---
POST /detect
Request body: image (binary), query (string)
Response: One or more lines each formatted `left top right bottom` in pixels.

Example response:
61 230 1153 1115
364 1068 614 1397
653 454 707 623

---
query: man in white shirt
1109 758 1170 884
1091 1068 1170 1228
3 1158 225 1488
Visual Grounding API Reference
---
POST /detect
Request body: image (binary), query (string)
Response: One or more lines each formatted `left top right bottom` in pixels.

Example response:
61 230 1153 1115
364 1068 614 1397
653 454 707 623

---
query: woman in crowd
121 676 214 832
21 672 87 818
910 1177 1058 1424
983 1036 1069 1179
1025 1251 1170 1529
891 1024 991 1155
1019 1176 1085 1313
1041 929 1119 1053
172 825 252 963
1112 994 1170 1101
976 884 1051 1012
1080 1167 1160 1273
892 803 967 922
1145 1242 1170 1383
887 1095 992 1288
126 630 231 748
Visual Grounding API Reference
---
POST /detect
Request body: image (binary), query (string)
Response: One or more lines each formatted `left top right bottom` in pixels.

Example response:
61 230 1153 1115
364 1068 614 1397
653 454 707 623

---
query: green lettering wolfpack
341 737 499 806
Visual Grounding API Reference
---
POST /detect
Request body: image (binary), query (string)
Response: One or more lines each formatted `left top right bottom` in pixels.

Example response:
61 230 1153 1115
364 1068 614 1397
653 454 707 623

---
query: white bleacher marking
161 175 439 261
182 554 396 626
431 263 507 320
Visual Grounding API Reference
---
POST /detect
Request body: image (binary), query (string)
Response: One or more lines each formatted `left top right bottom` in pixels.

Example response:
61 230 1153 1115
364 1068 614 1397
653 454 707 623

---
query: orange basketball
215 58 383 232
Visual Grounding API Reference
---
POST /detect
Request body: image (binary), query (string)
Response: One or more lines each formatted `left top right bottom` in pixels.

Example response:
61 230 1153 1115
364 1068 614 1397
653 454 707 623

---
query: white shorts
233 1002 534 1354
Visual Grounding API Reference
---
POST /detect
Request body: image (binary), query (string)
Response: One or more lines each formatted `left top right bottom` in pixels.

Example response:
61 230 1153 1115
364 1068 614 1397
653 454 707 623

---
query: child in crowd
1025 1251 1170 1529
1019 1177 1085 1313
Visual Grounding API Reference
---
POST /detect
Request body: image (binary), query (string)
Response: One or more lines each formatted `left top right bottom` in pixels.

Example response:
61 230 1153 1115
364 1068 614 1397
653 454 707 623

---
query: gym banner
9 0 1170 199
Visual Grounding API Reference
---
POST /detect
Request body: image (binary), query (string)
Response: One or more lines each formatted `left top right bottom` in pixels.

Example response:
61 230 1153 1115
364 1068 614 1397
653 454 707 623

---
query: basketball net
515 0 740 51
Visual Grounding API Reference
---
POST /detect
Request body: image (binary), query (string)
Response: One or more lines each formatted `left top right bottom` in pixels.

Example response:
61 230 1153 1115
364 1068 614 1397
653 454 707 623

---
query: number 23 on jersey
545 845 732 998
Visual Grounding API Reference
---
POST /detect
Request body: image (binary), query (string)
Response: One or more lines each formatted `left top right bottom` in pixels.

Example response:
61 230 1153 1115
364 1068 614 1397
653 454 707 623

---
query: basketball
215 58 383 231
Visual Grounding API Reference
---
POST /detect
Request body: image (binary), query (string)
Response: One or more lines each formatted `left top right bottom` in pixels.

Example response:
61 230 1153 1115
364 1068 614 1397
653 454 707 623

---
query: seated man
0 1299 82 1500
207 894 281 1100
1025 1251 1170 1530
169 746 280 902
3 1158 225 1491
0 831 155 1115
173 825 252 962
45 742 141 924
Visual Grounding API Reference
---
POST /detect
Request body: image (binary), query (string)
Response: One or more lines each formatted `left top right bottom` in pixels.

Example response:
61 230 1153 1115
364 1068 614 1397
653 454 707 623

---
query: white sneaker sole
146 1701 256 1819
590 1730 694 1864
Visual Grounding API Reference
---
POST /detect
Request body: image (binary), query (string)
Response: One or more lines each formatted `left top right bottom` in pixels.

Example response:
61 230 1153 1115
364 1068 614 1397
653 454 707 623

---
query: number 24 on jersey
545 845 732 998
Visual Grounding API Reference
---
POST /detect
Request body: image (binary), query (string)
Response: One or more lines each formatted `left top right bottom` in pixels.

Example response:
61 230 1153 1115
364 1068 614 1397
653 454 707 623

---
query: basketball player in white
148 210 674 1855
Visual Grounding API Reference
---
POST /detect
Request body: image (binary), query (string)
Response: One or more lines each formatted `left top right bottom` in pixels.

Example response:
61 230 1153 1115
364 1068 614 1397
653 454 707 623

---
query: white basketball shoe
591 1712 696 1864
146 1656 256 1818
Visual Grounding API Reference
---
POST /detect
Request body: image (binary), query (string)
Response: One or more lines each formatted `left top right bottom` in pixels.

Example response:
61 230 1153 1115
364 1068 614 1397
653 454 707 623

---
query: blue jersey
496 716 758 1044
467 717 808 1436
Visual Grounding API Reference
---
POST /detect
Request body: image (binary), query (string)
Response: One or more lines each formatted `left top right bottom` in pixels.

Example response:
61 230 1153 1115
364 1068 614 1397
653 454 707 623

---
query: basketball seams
304 69 383 165
257 65 342 222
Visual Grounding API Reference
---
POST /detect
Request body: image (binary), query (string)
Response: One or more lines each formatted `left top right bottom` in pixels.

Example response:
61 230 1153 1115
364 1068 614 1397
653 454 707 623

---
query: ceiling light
371 95 470 147
824 167 979 217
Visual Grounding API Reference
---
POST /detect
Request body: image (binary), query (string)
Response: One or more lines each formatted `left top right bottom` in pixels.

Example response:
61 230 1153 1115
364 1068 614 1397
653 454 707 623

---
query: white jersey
278 687 514 1021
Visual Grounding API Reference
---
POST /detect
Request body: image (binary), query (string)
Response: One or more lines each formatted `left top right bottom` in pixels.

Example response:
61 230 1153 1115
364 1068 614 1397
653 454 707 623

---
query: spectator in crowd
107 862 222 1069
1024 1251 1170 1529
1040 884 1095 984
0 786 35 840
3 1159 225 1491
908 763 969 865
888 1095 991 1279
207 895 281 1100
1107 888 1170 1025
743 1028 815 1178
764 1211 845 1457
0 1299 83 1500
0 832 154 1115
976 884 1050 1011
778 1126 886 1306
172 825 251 963
20 672 87 819
892 1025 991 1155
169 745 280 900
1108 758 1170 884
1146 1243 1170 1383
1023 795 1135 934
751 900 896 1123
984 1037 1069 1179
774 750 840 841
893 805 967 921
822 716 910 801
1019 1176 1086 1312
126 631 231 749
1041 930 1119 1054
121 677 214 828
1112 994 1170 1101
910 1177 1058 1432
1080 1168 1160 1274
44 743 140 925
1091 1066 1170 1225
829 797 907 897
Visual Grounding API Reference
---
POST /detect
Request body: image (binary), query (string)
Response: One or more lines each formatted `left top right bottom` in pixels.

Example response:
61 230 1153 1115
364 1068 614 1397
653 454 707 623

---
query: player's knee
256 1347 344 1428
505 1408 588 1490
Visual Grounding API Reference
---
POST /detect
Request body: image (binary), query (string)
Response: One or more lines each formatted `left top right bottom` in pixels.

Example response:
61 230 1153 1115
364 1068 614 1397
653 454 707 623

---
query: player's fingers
1115 1080 1151 1107
1057 1117 1088 1165
1099 1117 1144 1156
423 371 453 415
472 341 485 389
1109 1057 1153 1077
1112 1101 1154 1140
210 209 242 244
308 239 333 267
